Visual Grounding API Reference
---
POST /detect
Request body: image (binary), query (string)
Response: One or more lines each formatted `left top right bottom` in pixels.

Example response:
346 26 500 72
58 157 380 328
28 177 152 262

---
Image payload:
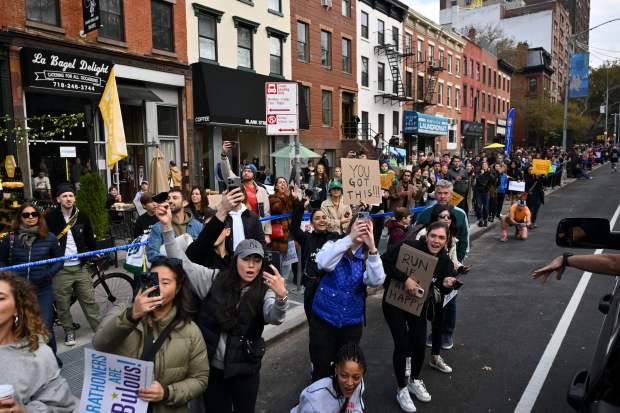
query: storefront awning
117 83 163 102
192 62 308 129
461 120 484 137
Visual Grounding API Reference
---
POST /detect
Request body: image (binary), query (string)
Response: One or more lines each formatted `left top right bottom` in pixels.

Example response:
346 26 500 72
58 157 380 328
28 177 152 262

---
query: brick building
402 9 465 155
1 0 191 199
290 0 358 163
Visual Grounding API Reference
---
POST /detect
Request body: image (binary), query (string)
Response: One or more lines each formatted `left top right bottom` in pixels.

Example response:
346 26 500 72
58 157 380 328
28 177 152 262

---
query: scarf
17 224 40 249
229 204 247 250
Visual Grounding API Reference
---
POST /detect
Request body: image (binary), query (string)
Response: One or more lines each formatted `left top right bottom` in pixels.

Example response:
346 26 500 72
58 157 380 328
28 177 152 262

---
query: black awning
192 63 308 129
117 82 163 102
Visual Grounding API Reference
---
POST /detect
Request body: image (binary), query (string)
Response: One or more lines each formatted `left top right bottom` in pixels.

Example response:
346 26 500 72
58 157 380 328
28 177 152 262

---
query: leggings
203 367 260 413
382 300 427 388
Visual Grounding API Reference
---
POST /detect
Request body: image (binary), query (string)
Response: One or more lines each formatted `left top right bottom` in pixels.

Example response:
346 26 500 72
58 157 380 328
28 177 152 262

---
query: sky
402 0 620 68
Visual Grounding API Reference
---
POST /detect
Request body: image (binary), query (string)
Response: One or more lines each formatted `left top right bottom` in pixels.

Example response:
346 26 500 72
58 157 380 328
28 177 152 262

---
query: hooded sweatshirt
290 376 365 413
0 337 78 412
172 211 193 237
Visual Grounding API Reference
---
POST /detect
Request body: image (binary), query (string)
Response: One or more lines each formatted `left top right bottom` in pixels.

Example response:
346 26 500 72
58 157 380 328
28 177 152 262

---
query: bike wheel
93 272 135 315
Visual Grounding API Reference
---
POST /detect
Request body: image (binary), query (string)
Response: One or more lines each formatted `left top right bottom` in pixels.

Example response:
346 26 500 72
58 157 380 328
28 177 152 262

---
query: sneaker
441 335 454 350
408 379 431 402
396 387 417 412
500 229 508 242
429 355 453 373
64 330 76 346
488 216 494 222
425 334 432 348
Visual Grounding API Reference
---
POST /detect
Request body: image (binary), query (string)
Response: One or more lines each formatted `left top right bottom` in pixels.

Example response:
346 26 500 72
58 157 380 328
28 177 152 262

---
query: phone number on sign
52 81 96 92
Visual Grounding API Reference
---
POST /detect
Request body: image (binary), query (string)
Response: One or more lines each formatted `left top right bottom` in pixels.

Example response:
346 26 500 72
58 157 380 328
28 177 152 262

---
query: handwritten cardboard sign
385 243 438 316
341 158 381 205
531 159 551 175
80 349 154 413
207 194 223 208
450 191 464 206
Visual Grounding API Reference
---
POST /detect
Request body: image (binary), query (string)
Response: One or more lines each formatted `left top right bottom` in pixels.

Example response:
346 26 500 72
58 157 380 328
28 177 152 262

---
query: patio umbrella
271 143 322 159
483 143 505 149
149 147 169 195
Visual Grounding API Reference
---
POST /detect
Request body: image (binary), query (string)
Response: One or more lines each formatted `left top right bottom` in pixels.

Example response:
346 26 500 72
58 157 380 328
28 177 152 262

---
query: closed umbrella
149 147 169 195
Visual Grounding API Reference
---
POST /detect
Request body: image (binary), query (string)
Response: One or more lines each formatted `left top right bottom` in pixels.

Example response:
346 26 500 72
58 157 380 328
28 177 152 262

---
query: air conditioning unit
321 0 332 8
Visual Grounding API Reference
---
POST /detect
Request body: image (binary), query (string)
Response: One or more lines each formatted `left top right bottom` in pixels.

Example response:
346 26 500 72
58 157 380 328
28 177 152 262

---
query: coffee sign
21 48 111 96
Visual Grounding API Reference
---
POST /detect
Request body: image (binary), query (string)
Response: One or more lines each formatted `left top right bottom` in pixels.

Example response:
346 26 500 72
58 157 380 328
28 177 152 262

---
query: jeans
35 283 57 354
494 193 506 217
474 191 490 221
203 367 260 413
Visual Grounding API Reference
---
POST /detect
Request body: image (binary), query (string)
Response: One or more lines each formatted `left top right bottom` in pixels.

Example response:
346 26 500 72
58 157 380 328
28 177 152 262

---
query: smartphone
263 250 282 274
358 211 371 221
227 177 242 192
140 271 160 297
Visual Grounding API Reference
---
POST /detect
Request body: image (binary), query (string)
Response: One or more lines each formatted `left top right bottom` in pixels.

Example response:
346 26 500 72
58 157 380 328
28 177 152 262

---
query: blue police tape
0 241 148 272
259 206 427 222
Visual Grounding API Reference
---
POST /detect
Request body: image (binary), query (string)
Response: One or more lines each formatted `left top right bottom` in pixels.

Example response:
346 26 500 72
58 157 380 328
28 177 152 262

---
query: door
342 92 355 138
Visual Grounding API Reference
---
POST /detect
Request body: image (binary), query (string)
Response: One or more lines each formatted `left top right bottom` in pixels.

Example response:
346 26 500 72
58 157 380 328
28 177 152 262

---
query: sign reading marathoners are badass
385 244 438 316
341 158 382 205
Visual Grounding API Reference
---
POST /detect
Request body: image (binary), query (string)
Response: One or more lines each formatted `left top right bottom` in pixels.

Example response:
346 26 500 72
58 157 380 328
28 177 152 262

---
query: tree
465 24 519 68
76 172 109 240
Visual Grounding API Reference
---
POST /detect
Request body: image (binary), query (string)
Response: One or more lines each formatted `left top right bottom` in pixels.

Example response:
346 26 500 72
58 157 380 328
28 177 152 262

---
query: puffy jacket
0 232 63 286
93 305 210 413
313 236 386 327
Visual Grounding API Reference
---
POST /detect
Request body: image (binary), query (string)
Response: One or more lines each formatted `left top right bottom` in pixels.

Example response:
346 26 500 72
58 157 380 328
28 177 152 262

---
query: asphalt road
256 164 619 413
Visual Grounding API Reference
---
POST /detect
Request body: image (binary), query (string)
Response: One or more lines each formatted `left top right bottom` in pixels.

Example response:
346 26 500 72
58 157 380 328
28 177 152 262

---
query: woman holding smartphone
380 222 457 413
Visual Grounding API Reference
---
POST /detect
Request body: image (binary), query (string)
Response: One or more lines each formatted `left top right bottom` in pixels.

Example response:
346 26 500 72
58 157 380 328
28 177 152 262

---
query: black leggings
308 313 363 382
382 300 427 388
203 367 260 413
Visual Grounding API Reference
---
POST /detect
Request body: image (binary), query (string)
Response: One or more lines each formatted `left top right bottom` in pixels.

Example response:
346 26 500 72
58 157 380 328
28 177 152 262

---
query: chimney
516 42 529 69
467 27 477 41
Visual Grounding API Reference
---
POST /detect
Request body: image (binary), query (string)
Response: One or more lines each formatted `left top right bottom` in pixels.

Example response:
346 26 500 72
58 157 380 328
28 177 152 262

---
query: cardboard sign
508 181 525 192
207 194 223 208
80 348 154 413
385 244 438 316
531 159 551 175
450 191 464 206
341 158 381 205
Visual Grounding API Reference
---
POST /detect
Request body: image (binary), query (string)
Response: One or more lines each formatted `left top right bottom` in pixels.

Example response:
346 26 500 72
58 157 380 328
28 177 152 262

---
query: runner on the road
610 146 619 172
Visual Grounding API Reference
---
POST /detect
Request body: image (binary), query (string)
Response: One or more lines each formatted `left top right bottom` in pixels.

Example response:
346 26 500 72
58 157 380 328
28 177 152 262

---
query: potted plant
76 171 112 250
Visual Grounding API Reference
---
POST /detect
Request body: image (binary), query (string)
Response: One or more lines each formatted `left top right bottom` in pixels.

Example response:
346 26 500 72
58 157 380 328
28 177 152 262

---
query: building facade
188 0 298 187
402 9 465 156
1 0 190 199
290 0 358 163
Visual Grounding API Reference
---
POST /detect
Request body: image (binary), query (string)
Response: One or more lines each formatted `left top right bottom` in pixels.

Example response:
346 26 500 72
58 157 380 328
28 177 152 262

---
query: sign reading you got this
341 158 382 205
385 243 438 316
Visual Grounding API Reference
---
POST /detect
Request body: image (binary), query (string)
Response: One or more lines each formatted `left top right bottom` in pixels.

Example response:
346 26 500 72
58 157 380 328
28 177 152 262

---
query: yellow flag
99 67 127 169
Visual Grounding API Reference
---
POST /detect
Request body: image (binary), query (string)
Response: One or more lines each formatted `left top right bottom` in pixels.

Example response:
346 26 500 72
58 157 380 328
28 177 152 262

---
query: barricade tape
259 206 427 222
0 241 147 272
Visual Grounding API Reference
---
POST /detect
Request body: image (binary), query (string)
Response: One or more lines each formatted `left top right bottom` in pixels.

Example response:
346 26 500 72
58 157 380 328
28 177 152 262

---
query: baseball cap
329 180 343 190
234 239 264 259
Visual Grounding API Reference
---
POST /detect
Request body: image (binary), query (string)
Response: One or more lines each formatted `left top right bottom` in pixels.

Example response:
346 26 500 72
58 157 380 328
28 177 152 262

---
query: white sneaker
408 379 431 402
429 355 453 373
396 387 417 412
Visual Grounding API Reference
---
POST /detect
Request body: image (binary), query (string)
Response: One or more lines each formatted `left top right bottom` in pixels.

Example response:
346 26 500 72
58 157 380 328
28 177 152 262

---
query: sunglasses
21 211 40 219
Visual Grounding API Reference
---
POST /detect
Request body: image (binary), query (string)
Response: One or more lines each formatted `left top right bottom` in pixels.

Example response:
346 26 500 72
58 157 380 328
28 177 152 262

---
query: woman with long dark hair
93 257 210 413
381 222 458 412
188 186 214 222
310 163 330 208
0 202 63 355
0 272 78 412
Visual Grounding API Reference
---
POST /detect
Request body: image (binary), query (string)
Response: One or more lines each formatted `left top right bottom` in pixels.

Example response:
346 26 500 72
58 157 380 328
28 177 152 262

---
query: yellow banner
450 191 464 206
99 67 127 169
531 159 551 175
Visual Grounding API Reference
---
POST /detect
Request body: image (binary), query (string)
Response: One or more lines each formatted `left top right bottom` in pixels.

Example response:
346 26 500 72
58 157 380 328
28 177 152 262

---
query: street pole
605 61 610 142
562 67 570 150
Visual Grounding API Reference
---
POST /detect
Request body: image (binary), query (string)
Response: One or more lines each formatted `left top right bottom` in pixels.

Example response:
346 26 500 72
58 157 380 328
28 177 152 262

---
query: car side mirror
556 218 620 249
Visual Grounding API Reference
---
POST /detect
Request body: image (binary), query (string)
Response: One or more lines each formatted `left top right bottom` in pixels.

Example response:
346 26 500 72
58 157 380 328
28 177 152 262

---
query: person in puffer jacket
309 214 385 382
0 202 63 355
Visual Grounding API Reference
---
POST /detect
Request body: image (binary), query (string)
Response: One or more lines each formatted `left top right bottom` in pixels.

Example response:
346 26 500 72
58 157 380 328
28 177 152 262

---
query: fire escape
374 39 415 105
414 54 445 110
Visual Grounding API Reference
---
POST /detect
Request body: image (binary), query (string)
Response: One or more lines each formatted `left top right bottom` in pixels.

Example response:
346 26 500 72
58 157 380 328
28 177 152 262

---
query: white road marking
514 201 620 413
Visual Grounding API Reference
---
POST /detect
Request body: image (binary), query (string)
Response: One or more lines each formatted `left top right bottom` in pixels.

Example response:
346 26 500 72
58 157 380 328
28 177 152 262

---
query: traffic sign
266 82 298 135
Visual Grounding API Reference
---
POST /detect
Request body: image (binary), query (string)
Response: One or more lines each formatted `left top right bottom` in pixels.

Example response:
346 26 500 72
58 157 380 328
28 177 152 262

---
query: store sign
461 120 484 137
402 111 449 135
82 0 101 34
21 48 111 96
496 118 507 136
265 82 298 135
59 147 77 158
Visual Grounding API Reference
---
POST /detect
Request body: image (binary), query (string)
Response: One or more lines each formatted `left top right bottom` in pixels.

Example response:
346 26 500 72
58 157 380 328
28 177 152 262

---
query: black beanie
55 183 75 197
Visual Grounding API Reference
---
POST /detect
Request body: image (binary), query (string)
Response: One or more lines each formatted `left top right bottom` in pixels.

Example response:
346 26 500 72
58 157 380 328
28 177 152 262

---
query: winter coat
92 305 210 413
185 214 232 270
44 207 96 263
474 170 495 193
269 191 295 253
386 220 408 246
448 166 469 195
320 197 352 235
0 232 63 286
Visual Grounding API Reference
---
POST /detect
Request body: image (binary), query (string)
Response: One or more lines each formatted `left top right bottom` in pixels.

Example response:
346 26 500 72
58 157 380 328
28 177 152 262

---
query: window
151 0 174 52
301 85 310 125
428 44 435 64
493 96 497 114
456 58 460 76
476 62 480 81
157 106 178 136
198 14 217 61
377 63 385 91
393 111 399 135
297 21 309 62
447 54 452 73
361 57 369 87
488 68 492 86
361 11 369 39
463 85 467 108
342 38 351 73
342 0 350 17
481 93 486 112
482 65 486 84
392 27 399 50
438 49 444 67
268 0 281 13
528 78 537 93
377 20 385 45
437 82 443 105
361 111 369 139
471 87 474 107
507 79 510 92
405 71 413 97
447 85 452 107
463 56 467 76
405 33 412 54
322 90 332 126
487 92 490 112
378 113 385 134
100 0 124 41
494 71 497 88
269 36 282 75
470 59 474 79
503 77 507 91
237 26 253 69
321 30 331 67
417 39 424 62
417 75 424 100
26 0 60 26
455 88 460 109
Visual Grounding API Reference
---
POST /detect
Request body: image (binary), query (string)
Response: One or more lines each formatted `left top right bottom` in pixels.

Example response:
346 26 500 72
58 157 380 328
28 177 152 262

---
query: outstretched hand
532 256 565 282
